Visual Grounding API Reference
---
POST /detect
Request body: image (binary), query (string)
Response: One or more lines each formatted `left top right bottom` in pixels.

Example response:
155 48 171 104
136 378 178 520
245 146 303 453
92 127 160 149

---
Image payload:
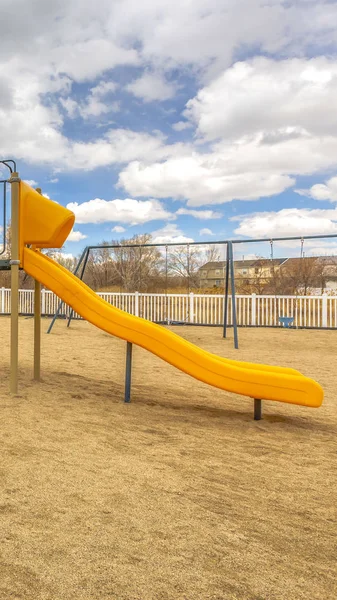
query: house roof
200 258 288 270
200 261 227 269
280 256 337 268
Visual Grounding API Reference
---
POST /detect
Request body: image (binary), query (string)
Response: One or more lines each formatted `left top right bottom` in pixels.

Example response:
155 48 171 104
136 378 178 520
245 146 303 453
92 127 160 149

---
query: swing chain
165 245 169 324
187 243 190 295
138 245 142 291
165 245 168 293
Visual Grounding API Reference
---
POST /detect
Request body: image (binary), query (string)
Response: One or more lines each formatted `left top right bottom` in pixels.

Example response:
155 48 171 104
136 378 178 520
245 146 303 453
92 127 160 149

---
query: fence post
189 292 194 323
1 287 4 313
41 288 46 315
134 291 139 317
322 293 328 328
251 293 256 326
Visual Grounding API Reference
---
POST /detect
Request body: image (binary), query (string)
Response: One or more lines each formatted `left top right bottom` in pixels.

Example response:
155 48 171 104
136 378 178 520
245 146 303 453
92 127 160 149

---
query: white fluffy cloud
119 155 294 206
126 73 176 102
172 121 193 132
199 228 214 236
61 80 120 120
1 0 337 216
51 40 139 82
59 97 79 119
112 225 126 233
151 224 194 245
119 57 337 205
232 208 337 238
67 198 174 225
4 127 187 172
296 176 337 202
58 129 191 171
109 0 337 77
302 240 337 256
184 57 337 141
176 208 222 219
67 230 87 242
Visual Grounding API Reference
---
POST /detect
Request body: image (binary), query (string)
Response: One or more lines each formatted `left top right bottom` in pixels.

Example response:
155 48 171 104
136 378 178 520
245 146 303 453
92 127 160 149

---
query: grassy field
0 317 336 599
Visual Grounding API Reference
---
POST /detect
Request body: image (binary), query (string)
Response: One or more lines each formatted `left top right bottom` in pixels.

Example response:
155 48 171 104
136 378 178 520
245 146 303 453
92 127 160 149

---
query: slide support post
34 279 41 380
33 187 43 381
254 398 262 420
10 171 21 394
124 342 132 403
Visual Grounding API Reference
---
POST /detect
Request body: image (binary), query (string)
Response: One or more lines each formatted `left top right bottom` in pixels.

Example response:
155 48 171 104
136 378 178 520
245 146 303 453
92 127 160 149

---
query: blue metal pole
223 242 229 338
124 342 133 403
47 247 88 334
67 247 90 328
0 181 7 256
228 241 239 349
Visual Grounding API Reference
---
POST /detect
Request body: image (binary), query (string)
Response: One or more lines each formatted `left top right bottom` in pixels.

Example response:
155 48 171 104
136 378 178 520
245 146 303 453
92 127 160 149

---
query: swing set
46 232 337 349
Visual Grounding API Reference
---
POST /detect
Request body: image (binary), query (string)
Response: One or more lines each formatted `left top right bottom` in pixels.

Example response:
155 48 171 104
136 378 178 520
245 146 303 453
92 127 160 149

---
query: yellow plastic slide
23 247 323 408
18 181 323 409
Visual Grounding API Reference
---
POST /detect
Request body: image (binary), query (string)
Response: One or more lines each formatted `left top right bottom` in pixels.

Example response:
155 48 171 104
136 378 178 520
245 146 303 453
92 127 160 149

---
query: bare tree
84 242 116 290
236 273 268 295
268 258 325 295
43 250 77 272
84 235 163 292
111 234 163 292
167 245 202 290
203 244 221 263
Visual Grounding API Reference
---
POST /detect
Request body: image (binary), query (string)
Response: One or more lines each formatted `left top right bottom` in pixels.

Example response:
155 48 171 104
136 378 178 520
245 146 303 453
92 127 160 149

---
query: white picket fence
1 288 337 328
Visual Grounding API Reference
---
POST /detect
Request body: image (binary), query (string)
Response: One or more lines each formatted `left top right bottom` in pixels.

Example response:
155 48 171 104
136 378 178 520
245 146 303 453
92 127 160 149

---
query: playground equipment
48 233 337 349
278 316 294 328
2 168 324 419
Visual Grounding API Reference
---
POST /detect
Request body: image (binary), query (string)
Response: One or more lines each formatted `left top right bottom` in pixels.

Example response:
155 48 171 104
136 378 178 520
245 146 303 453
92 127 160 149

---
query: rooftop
200 258 288 270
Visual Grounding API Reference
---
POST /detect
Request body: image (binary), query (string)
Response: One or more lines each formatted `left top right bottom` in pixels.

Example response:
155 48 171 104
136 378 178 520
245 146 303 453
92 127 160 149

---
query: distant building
199 258 287 288
199 256 337 292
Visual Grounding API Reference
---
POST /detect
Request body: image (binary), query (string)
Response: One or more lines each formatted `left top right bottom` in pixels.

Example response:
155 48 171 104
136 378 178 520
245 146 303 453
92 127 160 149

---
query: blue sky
2 0 337 260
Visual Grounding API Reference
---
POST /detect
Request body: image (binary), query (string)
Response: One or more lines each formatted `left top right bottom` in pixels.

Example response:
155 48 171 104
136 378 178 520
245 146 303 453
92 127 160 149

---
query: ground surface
0 317 336 600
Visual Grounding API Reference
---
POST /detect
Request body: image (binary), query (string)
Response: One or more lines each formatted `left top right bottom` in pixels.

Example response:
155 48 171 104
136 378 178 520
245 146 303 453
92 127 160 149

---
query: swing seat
167 320 186 326
278 316 294 328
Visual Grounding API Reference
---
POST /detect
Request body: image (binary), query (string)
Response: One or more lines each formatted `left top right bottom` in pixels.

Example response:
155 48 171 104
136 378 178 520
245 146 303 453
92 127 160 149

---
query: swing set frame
47 233 337 349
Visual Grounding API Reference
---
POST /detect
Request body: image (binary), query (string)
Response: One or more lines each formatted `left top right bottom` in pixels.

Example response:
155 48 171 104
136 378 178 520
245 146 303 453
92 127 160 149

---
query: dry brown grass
0 317 336 600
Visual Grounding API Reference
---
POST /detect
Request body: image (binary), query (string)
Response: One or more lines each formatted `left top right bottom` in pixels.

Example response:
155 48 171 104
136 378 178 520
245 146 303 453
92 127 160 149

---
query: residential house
280 256 337 292
199 256 337 293
199 259 287 288
321 256 337 289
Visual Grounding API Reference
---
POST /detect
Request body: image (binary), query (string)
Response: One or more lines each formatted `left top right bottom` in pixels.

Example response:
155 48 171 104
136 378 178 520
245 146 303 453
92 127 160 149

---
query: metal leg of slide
33 188 43 381
10 172 20 394
34 279 41 381
254 399 262 420
124 342 132 403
